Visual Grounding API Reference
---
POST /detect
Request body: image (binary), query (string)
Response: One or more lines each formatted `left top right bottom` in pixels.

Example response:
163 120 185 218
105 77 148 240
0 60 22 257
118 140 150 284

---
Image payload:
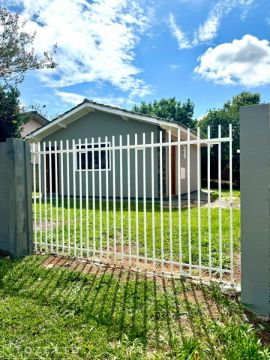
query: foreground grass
0 256 269 359
34 195 240 272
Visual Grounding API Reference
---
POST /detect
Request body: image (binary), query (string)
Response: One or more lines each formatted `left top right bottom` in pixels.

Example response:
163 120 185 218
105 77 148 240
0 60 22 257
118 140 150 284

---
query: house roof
24 111 49 126
26 99 197 141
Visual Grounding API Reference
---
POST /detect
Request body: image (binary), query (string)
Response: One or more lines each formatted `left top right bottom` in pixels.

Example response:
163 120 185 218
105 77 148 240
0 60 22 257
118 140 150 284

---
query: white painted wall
21 119 43 138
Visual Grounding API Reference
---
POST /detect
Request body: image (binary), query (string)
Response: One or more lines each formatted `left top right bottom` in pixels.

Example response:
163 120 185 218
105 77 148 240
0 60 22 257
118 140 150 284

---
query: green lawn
209 188 241 202
0 256 269 359
34 194 240 276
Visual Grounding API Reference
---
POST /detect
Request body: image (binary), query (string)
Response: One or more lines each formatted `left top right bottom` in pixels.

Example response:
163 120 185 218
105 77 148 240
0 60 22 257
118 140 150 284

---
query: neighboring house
21 111 49 138
27 99 199 198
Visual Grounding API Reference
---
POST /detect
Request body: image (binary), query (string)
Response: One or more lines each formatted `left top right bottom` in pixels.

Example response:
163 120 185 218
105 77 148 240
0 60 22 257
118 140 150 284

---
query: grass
209 189 241 202
0 255 269 359
34 192 240 275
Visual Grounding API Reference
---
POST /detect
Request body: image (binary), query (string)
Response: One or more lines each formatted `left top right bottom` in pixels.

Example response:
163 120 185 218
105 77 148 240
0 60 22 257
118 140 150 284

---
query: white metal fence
31 125 235 284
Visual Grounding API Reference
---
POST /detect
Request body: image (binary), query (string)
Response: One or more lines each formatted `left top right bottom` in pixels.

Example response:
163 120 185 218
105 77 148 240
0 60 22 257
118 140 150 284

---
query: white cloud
194 0 235 43
91 95 135 107
194 35 270 87
169 64 181 71
2 0 152 97
170 0 255 49
56 90 135 108
55 91 85 106
239 0 255 20
178 0 205 5
169 14 192 49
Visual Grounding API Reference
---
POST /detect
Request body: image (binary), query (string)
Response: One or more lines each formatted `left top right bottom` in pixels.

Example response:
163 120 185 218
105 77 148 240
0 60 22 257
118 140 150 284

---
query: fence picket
119 135 124 259
135 133 139 267
229 124 234 283
177 129 182 273
187 129 191 275
151 132 156 271
78 139 83 257
33 143 37 251
105 136 109 256
60 140 64 254
72 139 77 257
48 141 53 253
197 128 201 278
92 137 96 258
85 137 89 258
112 136 116 258
207 127 212 280
168 130 173 273
43 142 48 251
127 134 131 266
218 125 223 280
38 142 42 251
143 133 147 266
54 141 59 254
66 140 71 256
160 131 164 273
98 137 103 256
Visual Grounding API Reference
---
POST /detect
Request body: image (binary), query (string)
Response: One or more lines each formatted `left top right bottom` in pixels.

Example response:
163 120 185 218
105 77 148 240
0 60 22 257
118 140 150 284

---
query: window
76 142 111 171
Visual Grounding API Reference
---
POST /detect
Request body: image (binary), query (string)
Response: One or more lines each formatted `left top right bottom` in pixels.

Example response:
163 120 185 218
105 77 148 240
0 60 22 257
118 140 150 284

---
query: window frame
75 141 111 172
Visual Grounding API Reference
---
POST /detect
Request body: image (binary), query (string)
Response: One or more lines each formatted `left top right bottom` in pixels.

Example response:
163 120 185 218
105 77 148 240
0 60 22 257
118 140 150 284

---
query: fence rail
31 125 235 284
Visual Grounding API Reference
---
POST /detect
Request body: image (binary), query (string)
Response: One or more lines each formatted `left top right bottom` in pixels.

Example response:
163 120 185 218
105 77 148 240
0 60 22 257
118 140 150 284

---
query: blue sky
2 0 270 119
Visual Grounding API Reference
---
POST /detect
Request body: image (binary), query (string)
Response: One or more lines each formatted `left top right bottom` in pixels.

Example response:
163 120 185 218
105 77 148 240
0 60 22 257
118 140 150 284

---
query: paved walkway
164 191 240 209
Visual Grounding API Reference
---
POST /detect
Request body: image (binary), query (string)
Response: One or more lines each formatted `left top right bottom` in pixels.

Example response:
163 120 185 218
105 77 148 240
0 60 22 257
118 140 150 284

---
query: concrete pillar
240 104 270 318
0 139 33 257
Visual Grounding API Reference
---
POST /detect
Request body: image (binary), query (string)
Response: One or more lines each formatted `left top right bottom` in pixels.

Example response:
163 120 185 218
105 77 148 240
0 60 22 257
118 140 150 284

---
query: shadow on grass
0 255 269 358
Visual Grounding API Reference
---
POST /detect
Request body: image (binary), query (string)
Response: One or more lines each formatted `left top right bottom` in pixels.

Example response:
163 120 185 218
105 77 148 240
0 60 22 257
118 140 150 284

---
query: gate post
0 139 33 257
240 104 270 318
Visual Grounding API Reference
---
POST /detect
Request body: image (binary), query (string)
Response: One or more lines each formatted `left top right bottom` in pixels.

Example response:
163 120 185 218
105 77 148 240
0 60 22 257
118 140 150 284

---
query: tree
0 8 56 141
0 8 56 85
199 91 261 187
132 97 196 129
0 86 27 142
27 103 48 120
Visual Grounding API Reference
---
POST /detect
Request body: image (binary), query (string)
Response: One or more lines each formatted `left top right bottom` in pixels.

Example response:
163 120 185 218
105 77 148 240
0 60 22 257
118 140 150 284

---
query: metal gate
31 125 235 284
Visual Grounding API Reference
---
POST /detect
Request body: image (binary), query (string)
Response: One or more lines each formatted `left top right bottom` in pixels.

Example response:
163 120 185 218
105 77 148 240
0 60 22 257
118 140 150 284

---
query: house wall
175 144 198 195
21 119 43 138
42 110 160 198
39 110 198 198
165 135 198 197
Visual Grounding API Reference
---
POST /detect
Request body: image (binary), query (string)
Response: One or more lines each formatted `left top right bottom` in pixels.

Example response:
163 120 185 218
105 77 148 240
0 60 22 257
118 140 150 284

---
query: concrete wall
40 110 198 198
0 139 33 257
240 104 270 318
0 143 10 252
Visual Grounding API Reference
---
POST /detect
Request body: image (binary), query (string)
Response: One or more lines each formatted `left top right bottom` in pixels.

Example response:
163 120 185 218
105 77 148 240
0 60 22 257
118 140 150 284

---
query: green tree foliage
199 91 261 186
0 86 27 142
132 97 196 129
0 8 56 85
0 8 56 141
